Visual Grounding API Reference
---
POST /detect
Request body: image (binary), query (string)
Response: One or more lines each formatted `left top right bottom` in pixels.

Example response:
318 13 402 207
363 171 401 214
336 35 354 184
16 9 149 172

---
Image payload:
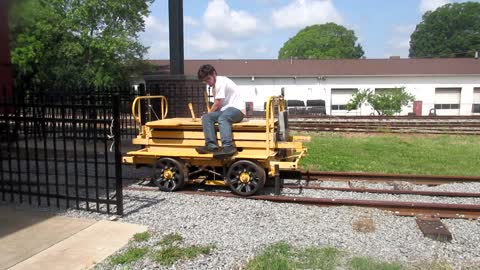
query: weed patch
133 231 151 242
156 232 183 246
348 256 403 270
110 247 148 265
152 244 216 266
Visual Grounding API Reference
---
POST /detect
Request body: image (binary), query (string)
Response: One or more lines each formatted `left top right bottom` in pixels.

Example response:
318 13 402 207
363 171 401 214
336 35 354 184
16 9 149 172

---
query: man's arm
210 98 223 112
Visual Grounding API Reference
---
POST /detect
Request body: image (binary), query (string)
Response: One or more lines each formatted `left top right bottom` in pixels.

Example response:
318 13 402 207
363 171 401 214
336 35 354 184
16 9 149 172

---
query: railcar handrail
131 95 168 125
265 95 286 152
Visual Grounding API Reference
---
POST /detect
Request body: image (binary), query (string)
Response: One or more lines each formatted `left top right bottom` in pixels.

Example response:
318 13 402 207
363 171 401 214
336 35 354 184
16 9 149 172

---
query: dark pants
201 107 244 148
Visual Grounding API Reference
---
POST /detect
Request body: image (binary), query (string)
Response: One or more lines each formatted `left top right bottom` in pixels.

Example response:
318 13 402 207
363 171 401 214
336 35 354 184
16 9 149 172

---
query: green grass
245 242 292 270
294 246 341 270
245 242 341 270
133 231 151 242
151 233 215 266
152 244 216 266
301 133 480 176
348 257 403 270
412 261 453 270
110 247 149 265
156 232 183 246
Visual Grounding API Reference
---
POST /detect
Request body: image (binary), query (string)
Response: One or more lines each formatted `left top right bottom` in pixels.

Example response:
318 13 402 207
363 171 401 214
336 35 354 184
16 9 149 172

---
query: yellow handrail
131 95 168 125
204 90 211 112
265 95 286 153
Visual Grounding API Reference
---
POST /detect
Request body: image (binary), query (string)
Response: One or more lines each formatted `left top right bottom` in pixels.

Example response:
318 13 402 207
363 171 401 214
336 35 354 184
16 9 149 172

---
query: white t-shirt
214 76 246 114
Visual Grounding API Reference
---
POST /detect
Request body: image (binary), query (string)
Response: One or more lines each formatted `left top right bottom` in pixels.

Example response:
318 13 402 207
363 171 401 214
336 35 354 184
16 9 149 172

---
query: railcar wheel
154 157 187 192
226 160 266 196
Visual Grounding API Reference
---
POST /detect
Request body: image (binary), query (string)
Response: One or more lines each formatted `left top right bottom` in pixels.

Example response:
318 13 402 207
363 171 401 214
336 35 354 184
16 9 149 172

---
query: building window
435 88 461 110
331 88 357 111
434 104 460 110
331 105 347 110
375 88 397 93
473 88 480 113
472 104 480 113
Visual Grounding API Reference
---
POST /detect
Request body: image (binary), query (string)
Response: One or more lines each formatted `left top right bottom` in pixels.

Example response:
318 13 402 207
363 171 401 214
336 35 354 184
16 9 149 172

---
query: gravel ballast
3 183 480 270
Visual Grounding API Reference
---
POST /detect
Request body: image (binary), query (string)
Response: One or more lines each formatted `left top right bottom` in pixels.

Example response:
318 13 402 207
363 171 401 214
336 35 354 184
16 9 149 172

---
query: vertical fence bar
22 100 32 204
41 94 51 207
52 103 60 207
81 96 89 211
61 96 70 208
112 94 123 215
0 86 6 201
32 103 41 206
72 101 80 209
4 88 14 202
103 97 111 214
14 93 23 203
93 94 100 212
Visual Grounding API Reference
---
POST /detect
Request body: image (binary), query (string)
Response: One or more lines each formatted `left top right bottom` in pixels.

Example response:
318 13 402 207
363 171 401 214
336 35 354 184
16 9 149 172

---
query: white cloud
272 0 343 29
184 16 198 26
144 15 168 34
145 40 169 59
204 0 258 38
385 24 416 58
419 0 451 13
141 15 169 59
188 31 230 53
254 45 269 54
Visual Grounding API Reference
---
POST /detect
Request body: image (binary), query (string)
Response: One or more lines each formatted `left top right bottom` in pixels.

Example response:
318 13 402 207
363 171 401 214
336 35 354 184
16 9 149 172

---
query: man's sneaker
195 145 219 154
213 146 238 159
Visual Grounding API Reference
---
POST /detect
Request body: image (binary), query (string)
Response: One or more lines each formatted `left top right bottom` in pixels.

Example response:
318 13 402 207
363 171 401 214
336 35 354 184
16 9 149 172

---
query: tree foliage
278 23 364 60
409 2 480 58
9 0 153 88
346 87 415 116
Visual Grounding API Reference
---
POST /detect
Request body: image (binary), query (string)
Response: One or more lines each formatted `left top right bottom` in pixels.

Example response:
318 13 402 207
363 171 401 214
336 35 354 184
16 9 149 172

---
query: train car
123 94 309 196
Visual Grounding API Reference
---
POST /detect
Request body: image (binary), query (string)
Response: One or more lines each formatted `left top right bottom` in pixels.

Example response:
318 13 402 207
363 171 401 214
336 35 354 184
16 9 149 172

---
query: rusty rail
177 190 480 219
283 184 480 197
300 171 480 185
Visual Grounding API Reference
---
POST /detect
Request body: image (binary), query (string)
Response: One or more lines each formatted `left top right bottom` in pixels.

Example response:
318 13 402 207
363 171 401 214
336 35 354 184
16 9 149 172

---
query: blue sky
140 0 479 60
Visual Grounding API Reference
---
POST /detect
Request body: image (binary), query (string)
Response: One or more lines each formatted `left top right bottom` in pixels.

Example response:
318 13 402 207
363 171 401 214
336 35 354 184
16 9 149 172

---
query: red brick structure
0 1 14 111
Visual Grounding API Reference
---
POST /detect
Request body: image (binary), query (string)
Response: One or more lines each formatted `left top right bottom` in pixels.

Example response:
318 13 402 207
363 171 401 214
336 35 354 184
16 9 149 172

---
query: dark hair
197 64 216 80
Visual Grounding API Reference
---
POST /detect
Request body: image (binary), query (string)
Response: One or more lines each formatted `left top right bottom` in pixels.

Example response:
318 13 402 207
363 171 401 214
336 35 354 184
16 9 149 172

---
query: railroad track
299 171 480 185
124 171 480 219
286 116 480 135
177 190 480 220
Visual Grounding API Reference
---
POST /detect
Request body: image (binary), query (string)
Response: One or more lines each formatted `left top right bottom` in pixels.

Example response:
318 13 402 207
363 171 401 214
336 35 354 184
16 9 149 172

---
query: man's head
198 64 217 87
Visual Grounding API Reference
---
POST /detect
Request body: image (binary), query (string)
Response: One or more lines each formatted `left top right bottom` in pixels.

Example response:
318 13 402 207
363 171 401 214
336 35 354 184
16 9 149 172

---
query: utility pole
0 0 13 86
168 0 184 75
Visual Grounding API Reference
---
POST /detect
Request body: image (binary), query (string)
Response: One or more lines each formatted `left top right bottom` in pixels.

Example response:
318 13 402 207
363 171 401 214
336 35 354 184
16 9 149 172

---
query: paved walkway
0 205 147 270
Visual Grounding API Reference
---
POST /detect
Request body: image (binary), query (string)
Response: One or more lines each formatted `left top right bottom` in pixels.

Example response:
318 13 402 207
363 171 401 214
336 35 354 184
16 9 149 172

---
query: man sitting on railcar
195 64 246 158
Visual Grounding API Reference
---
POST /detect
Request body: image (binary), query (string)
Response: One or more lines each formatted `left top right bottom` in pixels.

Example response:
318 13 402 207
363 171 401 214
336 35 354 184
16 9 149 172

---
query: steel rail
177 190 480 219
123 187 480 219
300 171 480 185
282 184 480 197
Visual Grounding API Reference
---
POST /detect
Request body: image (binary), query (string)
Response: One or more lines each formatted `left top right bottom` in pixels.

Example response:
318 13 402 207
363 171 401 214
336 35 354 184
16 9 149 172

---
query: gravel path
3 181 480 270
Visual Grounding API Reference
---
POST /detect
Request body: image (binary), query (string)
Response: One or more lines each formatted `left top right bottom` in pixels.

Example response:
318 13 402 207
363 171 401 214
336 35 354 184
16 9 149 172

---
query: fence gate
0 87 125 215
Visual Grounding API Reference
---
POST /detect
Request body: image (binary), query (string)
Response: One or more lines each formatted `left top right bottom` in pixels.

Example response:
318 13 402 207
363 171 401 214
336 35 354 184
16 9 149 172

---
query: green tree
346 87 415 116
278 23 364 60
410 2 480 58
9 0 153 88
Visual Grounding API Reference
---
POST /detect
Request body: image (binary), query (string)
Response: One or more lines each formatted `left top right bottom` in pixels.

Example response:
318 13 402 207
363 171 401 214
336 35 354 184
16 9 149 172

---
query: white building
146 58 480 116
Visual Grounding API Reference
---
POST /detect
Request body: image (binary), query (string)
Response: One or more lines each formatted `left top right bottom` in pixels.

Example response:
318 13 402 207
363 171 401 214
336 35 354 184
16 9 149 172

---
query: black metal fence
0 85 129 215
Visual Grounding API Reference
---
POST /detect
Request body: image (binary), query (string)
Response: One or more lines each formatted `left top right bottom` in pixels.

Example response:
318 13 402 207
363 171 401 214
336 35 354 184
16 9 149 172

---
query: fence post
112 94 123 215
138 83 146 126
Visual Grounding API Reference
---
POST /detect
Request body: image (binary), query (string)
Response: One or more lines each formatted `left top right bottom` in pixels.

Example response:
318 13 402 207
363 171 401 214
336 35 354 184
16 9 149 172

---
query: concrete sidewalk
0 205 147 270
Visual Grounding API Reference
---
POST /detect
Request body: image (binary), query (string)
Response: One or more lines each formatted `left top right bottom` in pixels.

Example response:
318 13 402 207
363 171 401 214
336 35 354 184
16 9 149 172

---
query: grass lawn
300 133 480 176
245 242 472 270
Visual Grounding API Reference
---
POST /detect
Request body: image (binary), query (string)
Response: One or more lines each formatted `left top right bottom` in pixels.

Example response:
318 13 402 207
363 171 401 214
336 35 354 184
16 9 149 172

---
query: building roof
147 58 480 77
